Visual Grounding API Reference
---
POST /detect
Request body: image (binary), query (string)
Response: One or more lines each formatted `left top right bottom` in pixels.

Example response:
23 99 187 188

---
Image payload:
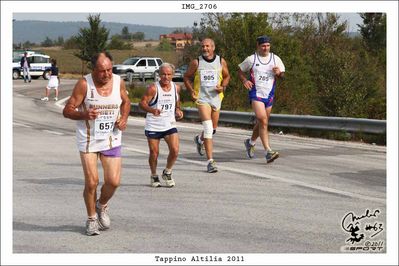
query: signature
341 209 383 244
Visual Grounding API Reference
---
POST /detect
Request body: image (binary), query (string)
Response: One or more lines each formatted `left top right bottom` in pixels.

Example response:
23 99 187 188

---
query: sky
12 12 363 31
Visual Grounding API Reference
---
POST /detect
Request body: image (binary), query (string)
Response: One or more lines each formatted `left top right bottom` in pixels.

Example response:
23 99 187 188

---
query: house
159 33 193 50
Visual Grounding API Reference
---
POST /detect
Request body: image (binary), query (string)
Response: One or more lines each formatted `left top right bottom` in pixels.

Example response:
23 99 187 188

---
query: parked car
112 56 163 81
13 52 52 80
173 64 188 81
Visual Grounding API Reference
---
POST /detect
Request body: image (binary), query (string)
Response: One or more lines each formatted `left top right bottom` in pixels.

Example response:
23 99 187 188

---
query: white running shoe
86 218 100 236
162 169 175 187
41 97 49 101
151 175 161 187
96 200 110 230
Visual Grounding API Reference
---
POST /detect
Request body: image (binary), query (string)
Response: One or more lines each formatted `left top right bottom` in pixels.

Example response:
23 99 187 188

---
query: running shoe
96 200 110 230
244 138 255 158
54 97 58 101
207 160 218 173
266 150 279 163
194 135 205 156
41 97 49 101
162 169 175 187
86 218 100 236
151 175 161 188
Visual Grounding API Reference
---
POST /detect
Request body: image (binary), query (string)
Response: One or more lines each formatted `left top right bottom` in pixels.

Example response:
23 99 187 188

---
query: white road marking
13 122 31 128
124 146 385 204
42 130 64 136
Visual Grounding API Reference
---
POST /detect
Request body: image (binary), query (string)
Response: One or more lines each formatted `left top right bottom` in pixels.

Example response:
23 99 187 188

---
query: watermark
340 208 385 252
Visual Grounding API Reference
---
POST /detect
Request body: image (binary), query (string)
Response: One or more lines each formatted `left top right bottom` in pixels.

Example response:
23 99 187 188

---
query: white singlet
76 74 122 152
145 81 178 132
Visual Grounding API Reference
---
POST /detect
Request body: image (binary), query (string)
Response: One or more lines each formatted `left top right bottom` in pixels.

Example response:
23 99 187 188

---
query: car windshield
123 58 139 65
177 65 188 72
13 56 22 63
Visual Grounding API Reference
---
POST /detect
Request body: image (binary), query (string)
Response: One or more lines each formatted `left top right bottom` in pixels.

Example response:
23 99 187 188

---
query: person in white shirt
63 51 131 236
183 38 230 173
140 63 183 188
238 35 285 163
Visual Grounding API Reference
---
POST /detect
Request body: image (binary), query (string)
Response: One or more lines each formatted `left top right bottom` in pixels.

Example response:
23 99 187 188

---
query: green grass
42 47 184 76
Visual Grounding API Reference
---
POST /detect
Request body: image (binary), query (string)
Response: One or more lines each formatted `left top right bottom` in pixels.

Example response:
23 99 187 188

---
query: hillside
12 20 192 44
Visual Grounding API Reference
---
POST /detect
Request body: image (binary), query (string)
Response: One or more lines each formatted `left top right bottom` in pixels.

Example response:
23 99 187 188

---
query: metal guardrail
130 103 386 134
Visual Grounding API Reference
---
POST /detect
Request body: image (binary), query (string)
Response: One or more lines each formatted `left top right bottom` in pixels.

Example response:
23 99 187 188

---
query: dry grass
42 47 183 75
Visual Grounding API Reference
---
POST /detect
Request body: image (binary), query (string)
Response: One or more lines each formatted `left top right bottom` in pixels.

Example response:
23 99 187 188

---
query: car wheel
13 70 20 80
43 70 51 80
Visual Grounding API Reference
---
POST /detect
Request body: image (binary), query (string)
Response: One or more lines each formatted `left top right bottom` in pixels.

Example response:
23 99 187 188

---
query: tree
63 36 79 49
108 35 132 50
41 36 53 47
358 13 386 52
157 38 173 51
55 36 64 46
131 32 145 41
121 26 130 40
74 14 109 73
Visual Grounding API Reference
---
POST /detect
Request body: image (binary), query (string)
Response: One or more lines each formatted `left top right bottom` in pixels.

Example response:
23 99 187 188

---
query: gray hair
91 51 113 69
159 62 175 75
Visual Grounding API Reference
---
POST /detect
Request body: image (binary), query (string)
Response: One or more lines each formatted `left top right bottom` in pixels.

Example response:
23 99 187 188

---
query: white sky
12 12 363 31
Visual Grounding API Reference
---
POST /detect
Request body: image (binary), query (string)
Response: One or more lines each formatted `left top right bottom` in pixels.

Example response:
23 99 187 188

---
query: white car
13 52 52 80
112 56 163 82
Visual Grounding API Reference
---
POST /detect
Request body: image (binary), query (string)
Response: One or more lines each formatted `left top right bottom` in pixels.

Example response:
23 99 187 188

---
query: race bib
200 70 218 87
94 117 115 140
255 70 274 88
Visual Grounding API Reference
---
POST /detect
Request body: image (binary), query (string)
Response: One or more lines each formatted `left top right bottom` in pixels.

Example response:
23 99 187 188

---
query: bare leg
164 133 179 169
147 138 160 176
79 152 99 217
252 101 272 151
98 154 121 205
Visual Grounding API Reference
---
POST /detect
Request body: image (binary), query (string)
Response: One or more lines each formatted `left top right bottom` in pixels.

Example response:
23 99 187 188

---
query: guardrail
130 103 386 135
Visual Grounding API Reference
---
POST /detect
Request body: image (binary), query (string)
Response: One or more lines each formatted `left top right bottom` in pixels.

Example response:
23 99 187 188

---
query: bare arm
62 78 99 120
139 84 160 116
175 84 183 120
238 68 254 90
115 80 131 131
183 59 198 101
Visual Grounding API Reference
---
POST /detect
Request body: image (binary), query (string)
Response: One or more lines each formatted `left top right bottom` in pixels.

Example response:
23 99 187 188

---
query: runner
63 51 131 235
139 63 183 187
183 38 230 173
238 35 285 163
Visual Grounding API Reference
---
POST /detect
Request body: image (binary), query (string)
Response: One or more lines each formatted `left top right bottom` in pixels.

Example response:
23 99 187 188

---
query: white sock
207 159 214 164
164 168 172 174
96 200 107 209
249 139 256 146
88 215 97 220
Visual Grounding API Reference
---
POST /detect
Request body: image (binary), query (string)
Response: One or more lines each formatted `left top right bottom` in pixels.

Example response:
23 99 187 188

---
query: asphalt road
8 78 388 263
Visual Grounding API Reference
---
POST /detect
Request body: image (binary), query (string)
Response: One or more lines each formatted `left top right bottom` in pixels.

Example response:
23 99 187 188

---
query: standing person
63 51 131 236
238 35 285 163
139 63 183 188
41 59 60 101
183 38 230 173
20 52 31 83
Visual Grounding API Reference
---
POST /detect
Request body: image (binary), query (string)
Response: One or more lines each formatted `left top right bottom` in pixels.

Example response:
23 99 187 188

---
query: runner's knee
202 120 213 139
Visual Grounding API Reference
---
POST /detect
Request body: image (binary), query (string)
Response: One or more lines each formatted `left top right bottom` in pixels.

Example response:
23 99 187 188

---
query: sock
88 215 97 220
207 159 214 164
249 139 256 146
164 168 172 174
96 200 107 209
